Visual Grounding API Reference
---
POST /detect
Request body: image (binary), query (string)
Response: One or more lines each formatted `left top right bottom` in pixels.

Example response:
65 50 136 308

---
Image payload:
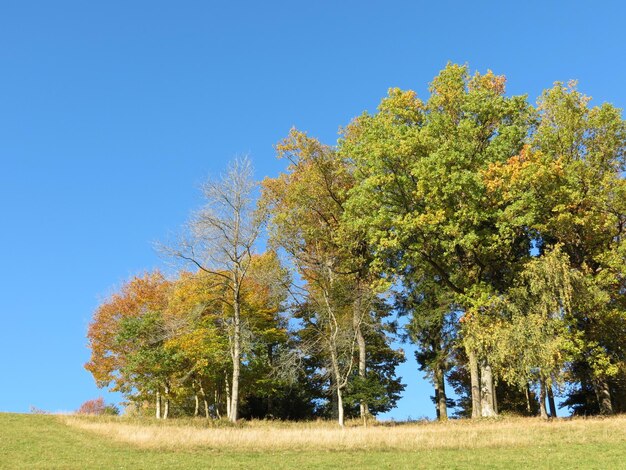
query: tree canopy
86 63 626 422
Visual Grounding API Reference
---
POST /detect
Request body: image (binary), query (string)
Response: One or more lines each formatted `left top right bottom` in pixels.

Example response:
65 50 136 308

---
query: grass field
1 413 626 469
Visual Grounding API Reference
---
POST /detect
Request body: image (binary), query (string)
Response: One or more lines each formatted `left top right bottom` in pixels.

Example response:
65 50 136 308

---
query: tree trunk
194 393 200 417
594 377 613 415
468 350 481 418
213 390 219 419
539 378 549 419
230 285 241 423
337 387 345 428
547 385 557 418
329 340 345 427
435 364 448 420
525 383 532 414
225 371 231 420
492 375 498 415
355 312 368 423
267 344 275 418
480 360 496 417
163 384 170 419
434 381 441 421
156 390 161 419
199 382 210 419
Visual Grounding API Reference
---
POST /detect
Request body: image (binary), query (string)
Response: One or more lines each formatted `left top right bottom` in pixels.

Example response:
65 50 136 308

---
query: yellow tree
164 271 230 418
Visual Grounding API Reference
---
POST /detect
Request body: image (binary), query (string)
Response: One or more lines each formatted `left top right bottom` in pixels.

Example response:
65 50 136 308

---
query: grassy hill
2 412 626 469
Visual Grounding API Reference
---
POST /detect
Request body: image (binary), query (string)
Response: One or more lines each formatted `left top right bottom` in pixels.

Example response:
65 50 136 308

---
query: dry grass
61 415 626 452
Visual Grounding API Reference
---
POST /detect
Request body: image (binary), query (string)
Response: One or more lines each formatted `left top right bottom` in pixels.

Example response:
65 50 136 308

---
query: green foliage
342 64 533 297
116 310 181 398
482 247 579 392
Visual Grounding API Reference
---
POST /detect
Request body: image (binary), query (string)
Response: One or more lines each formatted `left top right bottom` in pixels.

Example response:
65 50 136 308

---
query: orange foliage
77 397 106 415
85 271 170 390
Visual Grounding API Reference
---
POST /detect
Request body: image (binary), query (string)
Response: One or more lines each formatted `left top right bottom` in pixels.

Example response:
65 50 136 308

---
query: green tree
341 63 533 417
116 309 182 418
480 247 579 418
484 81 626 414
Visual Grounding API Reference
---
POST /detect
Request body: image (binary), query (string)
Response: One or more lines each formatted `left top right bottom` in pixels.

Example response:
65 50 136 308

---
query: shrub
77 397 118 415
103 404 120 416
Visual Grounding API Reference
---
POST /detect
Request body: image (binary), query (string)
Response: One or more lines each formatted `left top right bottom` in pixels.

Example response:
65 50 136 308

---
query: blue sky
1 1 625 418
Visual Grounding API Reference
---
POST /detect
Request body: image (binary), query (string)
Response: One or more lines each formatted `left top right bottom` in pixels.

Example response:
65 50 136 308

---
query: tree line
86 63 626 424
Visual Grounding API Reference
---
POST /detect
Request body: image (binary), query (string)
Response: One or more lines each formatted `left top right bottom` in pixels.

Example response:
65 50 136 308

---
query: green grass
1 413 625 469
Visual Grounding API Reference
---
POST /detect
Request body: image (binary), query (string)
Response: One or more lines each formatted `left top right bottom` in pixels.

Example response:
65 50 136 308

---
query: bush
77 397 119 415
104 404 120 416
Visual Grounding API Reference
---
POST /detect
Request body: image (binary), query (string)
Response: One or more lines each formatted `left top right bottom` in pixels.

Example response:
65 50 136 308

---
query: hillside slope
1 413 625 469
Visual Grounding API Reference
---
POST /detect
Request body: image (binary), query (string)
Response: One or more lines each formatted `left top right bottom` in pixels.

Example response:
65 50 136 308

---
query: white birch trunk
156 390 161 419
230 291 241 423
163 384 170 419
225 371 231 420
355 306 368 423
480 361 496 417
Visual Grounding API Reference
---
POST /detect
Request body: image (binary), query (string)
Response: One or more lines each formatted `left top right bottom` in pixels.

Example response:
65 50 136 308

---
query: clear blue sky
1 1 625 418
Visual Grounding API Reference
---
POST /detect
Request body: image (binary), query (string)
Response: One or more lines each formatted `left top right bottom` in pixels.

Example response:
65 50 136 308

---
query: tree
85 271 171 416
483 81 626 414
167 157 264 422
476 247 579 418
236 251 292 419
341 63 533 417
262 129 402 426
164 270 231 418
115 309 182 418
343 300 406 419
399 275 456 420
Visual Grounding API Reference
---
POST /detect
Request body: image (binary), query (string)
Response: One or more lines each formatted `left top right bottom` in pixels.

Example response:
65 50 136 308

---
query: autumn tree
262 129 402 426
77 397 119 416
86 271 171 416
475 247 578 418
162 270 230 418
166 157 264 422
235 251 293 418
